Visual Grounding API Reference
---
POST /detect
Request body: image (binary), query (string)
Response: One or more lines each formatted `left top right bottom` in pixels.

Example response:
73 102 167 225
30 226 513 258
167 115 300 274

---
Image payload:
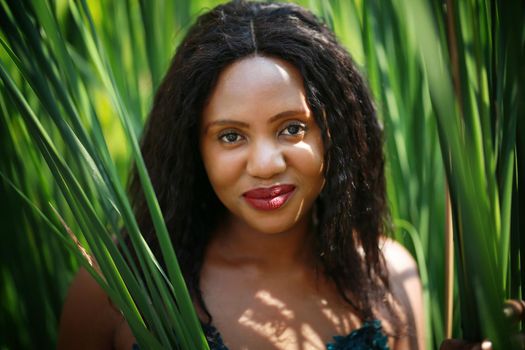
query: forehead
202 55 309 123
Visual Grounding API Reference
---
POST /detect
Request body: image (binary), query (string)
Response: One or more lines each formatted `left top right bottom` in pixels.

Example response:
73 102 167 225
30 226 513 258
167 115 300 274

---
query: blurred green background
0 0 523 349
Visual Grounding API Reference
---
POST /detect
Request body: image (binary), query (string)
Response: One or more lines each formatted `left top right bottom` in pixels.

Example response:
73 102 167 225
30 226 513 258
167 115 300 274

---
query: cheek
202 146 245 196
289 138 325 190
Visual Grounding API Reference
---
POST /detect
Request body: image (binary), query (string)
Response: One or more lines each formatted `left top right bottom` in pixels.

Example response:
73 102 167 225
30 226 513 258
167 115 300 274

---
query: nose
246 139 286 179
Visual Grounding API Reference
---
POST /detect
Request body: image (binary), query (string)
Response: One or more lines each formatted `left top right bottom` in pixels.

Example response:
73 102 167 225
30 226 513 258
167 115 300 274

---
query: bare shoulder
380 237 426 350
57 268 123 350
380 238 418 275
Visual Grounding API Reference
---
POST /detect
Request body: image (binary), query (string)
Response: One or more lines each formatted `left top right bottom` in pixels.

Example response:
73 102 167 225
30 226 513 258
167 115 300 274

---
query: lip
243 184 296 211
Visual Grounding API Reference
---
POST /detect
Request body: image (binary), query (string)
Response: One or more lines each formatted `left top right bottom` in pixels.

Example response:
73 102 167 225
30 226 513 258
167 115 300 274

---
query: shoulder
379 238 426 350
57 268 123 349
380 238 418 276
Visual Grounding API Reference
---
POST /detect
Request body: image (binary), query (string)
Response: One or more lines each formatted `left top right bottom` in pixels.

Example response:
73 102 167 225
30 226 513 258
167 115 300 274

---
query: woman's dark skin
57 55 425 350
57 243 423 349
56 1 500 349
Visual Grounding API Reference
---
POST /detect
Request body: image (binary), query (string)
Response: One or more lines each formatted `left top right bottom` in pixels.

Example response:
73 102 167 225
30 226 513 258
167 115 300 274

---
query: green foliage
332 0 524 348
0 0 207 348
0 0 522 349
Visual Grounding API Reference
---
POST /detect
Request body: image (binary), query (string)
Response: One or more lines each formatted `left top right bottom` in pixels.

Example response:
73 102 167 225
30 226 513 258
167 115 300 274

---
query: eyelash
280 122 307 137
217 122 307 144
218 131 243 144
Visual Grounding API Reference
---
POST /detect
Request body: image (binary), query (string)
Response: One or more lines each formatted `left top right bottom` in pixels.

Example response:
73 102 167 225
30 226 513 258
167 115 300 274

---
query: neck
207 213 317 272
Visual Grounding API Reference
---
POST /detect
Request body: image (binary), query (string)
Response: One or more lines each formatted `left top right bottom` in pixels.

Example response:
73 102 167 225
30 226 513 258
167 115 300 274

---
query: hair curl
128 0 392 326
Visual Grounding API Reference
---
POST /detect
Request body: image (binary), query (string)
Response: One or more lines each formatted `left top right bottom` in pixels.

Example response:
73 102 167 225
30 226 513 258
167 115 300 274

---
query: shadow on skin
384 264 421 350
202 240 422 349
210 285 361 350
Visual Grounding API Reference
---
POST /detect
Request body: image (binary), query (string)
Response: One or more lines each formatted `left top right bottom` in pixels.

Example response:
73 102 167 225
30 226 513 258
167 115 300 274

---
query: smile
242 184 296 211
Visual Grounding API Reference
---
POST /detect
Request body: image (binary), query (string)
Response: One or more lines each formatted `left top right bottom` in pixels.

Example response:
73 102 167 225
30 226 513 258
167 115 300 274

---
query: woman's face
200 55 325 234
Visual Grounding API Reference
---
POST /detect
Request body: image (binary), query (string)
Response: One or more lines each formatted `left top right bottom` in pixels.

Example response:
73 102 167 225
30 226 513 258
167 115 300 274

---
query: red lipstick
243 184 296 211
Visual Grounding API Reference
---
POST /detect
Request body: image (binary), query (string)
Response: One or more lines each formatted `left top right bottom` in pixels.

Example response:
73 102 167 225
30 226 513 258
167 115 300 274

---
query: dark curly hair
128 0 392 326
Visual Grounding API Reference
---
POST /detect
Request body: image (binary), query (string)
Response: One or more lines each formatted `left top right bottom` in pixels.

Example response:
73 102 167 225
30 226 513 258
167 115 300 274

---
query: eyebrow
203 109 309 133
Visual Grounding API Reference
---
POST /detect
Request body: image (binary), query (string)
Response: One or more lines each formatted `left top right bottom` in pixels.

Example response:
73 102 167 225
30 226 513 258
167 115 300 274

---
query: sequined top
133 319 389 350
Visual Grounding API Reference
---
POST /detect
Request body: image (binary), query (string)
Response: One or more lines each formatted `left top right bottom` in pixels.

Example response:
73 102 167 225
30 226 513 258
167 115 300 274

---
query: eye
280 122 307 137
219 131 243 144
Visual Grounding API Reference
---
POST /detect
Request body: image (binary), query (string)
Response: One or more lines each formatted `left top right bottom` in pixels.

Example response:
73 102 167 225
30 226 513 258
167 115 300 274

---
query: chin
247 216 305 235
226 199 313 235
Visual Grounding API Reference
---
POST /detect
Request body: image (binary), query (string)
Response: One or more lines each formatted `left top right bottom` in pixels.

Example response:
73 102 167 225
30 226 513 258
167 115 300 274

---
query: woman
58 1 425 349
